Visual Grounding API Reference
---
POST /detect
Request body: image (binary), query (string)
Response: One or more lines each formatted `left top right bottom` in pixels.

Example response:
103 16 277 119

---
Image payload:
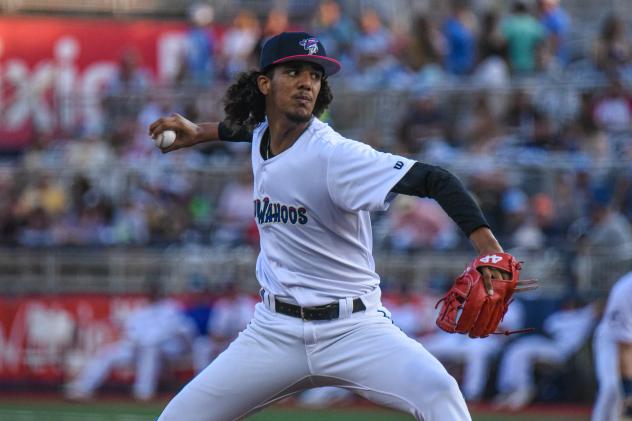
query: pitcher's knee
407 373 468 421
432 373 462 400
410 370 463 405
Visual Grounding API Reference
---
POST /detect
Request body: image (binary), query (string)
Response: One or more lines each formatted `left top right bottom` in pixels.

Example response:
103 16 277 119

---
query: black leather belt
274 298 366 320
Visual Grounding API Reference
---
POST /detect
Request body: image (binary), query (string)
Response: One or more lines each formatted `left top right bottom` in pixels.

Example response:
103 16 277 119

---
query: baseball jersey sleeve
327 140 415 212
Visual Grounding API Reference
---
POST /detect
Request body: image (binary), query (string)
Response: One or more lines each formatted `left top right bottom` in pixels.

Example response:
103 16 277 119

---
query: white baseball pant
592 329 622 421
158 293 470 421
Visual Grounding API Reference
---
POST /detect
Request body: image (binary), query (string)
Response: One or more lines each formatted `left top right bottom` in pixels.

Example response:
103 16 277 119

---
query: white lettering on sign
0 31 185 138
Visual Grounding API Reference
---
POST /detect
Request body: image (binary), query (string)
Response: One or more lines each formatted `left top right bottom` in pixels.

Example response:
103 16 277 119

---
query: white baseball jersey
597 271 632 343
592 271 632 421
251 118 415 306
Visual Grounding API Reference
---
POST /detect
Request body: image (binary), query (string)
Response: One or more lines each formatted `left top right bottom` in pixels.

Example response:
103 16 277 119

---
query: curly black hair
223 68 333 131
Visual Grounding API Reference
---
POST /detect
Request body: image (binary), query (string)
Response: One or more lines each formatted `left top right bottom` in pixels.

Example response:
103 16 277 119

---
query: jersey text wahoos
254 197 308 225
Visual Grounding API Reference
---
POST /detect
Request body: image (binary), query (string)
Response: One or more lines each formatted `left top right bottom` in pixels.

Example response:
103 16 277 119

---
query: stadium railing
0 245 627 297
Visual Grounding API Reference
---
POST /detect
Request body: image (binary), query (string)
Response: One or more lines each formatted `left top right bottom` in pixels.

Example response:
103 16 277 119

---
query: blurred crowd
0 0 632 285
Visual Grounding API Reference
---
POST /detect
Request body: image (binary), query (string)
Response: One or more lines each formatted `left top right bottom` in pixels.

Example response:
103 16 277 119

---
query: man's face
259 62 323 124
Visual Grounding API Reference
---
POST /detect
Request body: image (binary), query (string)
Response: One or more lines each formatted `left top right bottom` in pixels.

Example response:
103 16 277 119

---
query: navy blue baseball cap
259 32 341 77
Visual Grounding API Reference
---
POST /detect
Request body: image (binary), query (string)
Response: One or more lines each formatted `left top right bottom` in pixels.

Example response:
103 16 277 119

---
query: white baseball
154 130 176 148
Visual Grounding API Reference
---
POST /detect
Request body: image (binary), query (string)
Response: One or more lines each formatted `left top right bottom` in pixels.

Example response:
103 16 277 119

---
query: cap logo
299 38 319 55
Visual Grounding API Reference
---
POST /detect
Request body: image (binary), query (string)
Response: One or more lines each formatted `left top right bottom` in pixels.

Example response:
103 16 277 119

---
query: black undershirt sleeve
391 162 489 237
218 121 253 143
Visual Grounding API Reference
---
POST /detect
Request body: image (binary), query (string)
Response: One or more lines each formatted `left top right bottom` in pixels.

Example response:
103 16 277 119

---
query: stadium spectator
253 8 290 65
183 3 217 87
352 8 393 74
493 297 597 410
102 48 151 133
15 176 67 219
65 282 193 401
511 202 547 250
532 192 564 244
220 9 260 79
616 169 632 221
504 89 539 139
384 196 459 252
212 163 257 248
537 0 571 67
592 14 632 74
111 200 149 245
477 10 507 64
396 90 445 155
65 136 116 177
524 110 557 149
576 91 599 132
578 126 612 165
21 135 57 173
17 207 54 247
441 0 478 75
502 1 547 74
405 14 445 73
310 0 357 70
549 172 584 237
468 170 507 237
132 92 182 160
592 77 632 134
461 95 503 152
472 10 510 88
0 173 19 245
59 200 114 246
499 186 530 245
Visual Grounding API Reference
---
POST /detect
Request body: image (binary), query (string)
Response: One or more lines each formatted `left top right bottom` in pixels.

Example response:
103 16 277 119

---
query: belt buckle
300 307 305 320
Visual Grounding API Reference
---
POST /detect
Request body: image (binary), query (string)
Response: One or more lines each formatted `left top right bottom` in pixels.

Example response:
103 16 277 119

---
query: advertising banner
0 294 146 382
0 17 188 149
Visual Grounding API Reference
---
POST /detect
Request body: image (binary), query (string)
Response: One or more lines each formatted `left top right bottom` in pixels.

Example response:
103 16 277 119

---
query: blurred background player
592 270 632 421
207 282 255 358
493 295 598 410
180 274 215 374
65 282 193 401
420 297 527 402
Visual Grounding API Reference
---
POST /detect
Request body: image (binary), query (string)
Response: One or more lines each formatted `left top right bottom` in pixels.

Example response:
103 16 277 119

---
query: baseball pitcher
149 32 534 421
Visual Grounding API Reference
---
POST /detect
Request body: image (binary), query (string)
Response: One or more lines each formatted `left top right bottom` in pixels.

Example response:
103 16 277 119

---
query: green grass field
0 399 591 421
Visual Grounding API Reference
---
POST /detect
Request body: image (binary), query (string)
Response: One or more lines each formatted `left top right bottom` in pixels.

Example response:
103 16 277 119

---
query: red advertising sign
0 17 189 149
0 294 146 382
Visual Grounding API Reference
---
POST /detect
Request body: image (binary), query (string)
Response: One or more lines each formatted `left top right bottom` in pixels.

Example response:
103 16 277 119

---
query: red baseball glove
435 253 537 338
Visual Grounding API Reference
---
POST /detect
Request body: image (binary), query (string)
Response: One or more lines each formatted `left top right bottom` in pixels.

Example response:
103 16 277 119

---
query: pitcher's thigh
158 329 309 421
321 321 471 421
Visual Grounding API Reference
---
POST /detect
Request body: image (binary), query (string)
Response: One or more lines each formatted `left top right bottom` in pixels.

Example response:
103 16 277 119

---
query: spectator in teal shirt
502 1 546 74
